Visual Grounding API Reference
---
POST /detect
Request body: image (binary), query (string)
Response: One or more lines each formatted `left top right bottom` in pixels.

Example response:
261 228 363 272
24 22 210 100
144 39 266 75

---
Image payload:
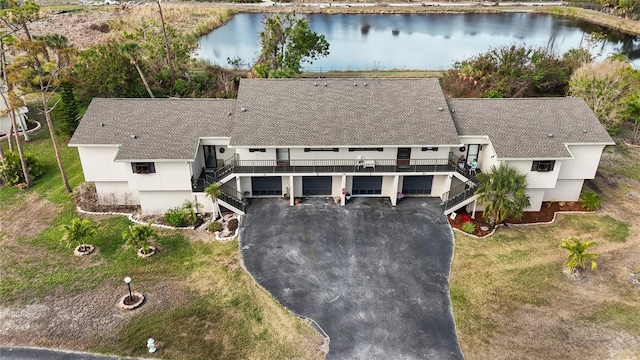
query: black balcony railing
219 183 246 213
201 171 247 213
216 157 457 176
441 176 480 212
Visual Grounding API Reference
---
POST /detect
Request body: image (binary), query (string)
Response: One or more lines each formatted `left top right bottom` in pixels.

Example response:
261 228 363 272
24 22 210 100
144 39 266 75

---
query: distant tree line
441 44 640 143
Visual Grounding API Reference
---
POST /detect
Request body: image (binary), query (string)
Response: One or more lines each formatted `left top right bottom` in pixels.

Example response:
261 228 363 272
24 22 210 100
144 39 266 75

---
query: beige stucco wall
543 179 585 201
128 162 192 192
235 147 277 161
78 146 128 182
431 175 451 197
508 160 562 189
559 144 607 180
95 181 139 205
138 190 193 215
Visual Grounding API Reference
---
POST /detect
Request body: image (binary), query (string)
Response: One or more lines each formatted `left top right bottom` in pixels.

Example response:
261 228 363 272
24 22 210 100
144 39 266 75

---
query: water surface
197 12 640 70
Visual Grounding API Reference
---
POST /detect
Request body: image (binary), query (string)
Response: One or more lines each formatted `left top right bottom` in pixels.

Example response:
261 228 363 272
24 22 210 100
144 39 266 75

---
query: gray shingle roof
447 98 614 159
229 78 461 147
69 98 236 161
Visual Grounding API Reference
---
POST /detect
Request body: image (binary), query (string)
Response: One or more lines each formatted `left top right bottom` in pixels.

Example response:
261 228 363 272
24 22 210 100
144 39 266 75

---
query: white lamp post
124 276 133 301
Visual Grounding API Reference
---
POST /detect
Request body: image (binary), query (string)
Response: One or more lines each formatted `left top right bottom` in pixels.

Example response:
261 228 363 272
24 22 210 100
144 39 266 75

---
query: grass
0 214 194 302
450 211 634 357
585 303 640 337
0 111 322 359
105 4 237 38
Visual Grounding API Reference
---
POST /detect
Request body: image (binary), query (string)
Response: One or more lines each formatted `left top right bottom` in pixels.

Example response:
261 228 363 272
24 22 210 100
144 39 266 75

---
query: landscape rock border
137 246 157 258
0 120 41 142
73 244 95 256
451 210 595 239
116 292 145 310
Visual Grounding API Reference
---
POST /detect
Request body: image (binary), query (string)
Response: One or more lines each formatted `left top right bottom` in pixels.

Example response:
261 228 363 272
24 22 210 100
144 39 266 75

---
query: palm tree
122 222 158 255
559 236 598 272
205 183 222 220
120 42 154 98
182 198 203 225
60 218 96 253
475 163 530 227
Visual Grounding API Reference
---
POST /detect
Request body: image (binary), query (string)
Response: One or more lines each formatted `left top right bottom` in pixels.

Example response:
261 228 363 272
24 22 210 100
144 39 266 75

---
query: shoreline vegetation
196 2 640 37
38 2 640 50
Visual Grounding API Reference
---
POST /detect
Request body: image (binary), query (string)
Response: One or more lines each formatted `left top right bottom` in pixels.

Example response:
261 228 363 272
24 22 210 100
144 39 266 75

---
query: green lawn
0 113 323 359
450 210 639 358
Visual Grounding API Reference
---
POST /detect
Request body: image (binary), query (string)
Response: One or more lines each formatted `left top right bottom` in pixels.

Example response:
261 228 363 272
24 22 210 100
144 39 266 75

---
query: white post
471 199 477 219
341 174 347 206
289 175 295 206
391 175 399 206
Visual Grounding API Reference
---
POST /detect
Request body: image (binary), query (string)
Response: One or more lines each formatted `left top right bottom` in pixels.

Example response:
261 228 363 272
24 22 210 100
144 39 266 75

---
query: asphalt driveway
240 198 463 360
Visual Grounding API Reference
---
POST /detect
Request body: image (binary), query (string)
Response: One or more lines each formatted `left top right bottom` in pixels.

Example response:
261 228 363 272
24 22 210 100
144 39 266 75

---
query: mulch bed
448 201 587 237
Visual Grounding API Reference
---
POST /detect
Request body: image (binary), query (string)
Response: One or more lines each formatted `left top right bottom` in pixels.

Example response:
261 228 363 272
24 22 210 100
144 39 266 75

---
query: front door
276 148 290 166
204 145 217 169
466 145 480 165
397 148 411 169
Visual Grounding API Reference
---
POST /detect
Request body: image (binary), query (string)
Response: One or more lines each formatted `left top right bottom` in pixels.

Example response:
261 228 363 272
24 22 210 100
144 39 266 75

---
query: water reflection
196 13 640 70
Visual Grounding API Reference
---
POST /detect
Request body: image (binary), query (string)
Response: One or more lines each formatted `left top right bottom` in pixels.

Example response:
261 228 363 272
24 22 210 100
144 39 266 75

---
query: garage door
251 176 282 196
352 176 382 195
303 176 332 195
402 176 433 195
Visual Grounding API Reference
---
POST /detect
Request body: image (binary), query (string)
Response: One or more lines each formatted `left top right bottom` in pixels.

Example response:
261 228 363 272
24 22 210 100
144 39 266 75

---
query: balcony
212 154 460 179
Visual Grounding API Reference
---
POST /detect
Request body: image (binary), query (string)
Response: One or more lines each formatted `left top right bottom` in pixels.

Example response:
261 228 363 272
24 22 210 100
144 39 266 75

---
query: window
249 148 266 153
421 147 439 151
348 148 384 152
131 162 155 174
531 160 555 172
304 148 339 152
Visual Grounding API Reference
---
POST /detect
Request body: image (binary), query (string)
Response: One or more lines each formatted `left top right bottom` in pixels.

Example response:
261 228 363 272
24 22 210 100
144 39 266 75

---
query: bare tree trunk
156 0 175 84
6 121 14 151
8 106 30 187
131 58 155 98
0 40 29 186
42 95 71 193
0 139 4 166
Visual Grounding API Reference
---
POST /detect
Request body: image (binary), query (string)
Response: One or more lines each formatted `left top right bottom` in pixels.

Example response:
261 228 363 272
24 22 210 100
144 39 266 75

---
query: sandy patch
0 193 62 241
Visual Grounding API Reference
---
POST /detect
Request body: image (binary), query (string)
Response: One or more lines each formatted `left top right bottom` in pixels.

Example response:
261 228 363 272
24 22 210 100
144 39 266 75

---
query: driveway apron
240 198 463 360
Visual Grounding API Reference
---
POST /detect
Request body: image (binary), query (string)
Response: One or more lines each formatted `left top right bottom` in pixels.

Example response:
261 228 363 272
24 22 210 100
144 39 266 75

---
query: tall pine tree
59 82 79 136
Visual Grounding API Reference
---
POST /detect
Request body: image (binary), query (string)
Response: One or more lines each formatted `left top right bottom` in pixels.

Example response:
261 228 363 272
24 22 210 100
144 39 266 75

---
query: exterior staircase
441 174 480 215
203 161 246 215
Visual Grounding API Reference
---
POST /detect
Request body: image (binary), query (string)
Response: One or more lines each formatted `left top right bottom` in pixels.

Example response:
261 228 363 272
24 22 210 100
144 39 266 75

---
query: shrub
0 151 45 186
72 182 99 211
461 221 476 234
560 236 598 272
164 207 188 227
227 218 239 233
580 192 602 211
458 214 473 223
208 221 223 232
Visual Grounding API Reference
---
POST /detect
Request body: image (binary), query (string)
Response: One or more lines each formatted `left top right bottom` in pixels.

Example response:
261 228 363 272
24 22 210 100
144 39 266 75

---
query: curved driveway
241 198 463 360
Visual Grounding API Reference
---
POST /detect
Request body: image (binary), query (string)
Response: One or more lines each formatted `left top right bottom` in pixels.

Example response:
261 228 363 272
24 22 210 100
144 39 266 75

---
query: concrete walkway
241 198 463 360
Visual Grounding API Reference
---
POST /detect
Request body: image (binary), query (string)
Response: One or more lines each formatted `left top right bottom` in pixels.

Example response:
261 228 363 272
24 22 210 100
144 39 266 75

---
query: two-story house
68 78 614 216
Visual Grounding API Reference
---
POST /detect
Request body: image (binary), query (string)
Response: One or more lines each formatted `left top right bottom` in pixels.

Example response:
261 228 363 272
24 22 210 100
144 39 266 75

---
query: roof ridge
94 98 235 102
449 97 572 101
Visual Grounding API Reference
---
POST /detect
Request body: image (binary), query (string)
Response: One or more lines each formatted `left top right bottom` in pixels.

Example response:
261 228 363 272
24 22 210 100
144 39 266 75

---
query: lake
196 12 640 70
